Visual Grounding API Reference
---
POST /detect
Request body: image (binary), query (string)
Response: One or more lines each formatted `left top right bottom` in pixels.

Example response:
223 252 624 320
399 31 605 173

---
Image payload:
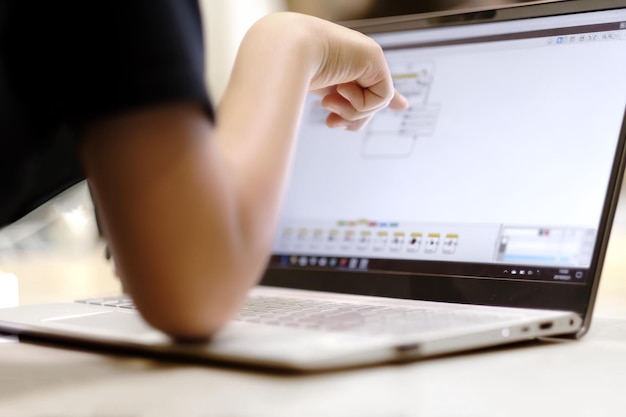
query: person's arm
79 12 407 340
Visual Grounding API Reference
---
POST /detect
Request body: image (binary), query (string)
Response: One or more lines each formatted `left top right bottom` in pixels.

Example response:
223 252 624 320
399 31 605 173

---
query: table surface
0 184 624 417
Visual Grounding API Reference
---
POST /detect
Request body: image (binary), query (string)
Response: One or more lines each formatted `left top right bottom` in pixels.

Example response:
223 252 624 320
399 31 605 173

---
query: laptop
1 0 625 372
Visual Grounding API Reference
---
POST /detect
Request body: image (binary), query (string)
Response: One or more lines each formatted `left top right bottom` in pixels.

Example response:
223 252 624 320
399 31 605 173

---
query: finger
336 82 390 113
388 88 410 110
322 92 374 122
326 112 371 131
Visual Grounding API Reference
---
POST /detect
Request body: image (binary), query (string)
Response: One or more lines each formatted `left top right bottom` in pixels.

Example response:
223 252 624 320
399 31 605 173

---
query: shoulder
0 0 213 226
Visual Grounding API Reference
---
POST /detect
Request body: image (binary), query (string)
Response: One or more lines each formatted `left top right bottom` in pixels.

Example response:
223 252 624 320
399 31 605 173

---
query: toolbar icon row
282 256 369 270
281 228 459 255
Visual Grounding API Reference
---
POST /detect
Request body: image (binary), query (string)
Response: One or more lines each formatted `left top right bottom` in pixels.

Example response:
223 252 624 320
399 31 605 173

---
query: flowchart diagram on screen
308 61 441 159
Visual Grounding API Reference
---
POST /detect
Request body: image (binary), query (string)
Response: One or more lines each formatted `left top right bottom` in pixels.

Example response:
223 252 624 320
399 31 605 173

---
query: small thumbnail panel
277 218 463 260
280 228 459 256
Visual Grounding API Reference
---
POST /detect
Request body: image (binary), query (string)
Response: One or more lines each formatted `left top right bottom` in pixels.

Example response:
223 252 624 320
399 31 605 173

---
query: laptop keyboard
236 296 517 335
77 295 519 336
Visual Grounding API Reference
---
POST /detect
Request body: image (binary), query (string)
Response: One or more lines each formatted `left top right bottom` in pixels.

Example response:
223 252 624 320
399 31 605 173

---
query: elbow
112 243 263 341
131 289 244 342
139 303 234 342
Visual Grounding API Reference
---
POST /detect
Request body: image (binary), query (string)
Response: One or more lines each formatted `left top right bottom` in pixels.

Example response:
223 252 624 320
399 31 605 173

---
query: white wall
201 0 286 103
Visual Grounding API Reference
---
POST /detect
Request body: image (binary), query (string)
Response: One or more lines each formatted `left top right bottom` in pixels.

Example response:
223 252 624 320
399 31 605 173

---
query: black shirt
0 0 214 226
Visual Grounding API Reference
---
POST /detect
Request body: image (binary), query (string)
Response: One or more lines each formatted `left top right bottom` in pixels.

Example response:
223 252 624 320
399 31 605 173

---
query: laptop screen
264 1 626 317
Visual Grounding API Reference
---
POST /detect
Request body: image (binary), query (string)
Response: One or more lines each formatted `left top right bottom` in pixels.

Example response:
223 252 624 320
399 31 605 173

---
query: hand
307 15 410 130
314 84 409 130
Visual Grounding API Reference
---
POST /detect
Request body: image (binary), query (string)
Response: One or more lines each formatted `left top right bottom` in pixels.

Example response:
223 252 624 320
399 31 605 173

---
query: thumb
388 89 410 111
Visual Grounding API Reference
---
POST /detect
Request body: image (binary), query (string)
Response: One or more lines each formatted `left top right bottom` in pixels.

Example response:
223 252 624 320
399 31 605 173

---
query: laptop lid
261 0 626 337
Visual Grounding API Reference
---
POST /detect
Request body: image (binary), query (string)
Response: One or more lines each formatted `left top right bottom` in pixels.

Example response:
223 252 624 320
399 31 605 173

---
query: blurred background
203 0 541 101
284 0 535 21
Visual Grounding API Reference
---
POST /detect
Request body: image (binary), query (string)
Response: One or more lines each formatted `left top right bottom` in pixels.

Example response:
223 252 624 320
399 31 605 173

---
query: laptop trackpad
46 311 158 338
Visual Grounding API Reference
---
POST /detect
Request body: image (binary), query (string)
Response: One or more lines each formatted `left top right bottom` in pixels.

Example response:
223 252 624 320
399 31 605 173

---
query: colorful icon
424 233 441 254
442 234 459 255
407 233 423 253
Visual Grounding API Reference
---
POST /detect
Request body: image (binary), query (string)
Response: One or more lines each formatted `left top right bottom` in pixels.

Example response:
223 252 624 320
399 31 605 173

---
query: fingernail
330 120 349 130
324 104 339 114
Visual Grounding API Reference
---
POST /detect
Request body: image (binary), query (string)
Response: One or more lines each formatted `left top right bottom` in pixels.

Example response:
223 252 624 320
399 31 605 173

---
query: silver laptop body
1 0 625 371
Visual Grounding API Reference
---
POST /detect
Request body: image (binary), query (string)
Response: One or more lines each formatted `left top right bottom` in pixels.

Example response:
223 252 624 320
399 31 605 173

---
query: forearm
215 12 398 268
82 15 326 340
215 13 325 279
82 105 249 340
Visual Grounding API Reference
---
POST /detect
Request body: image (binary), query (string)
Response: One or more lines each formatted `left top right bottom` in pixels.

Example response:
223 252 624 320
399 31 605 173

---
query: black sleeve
0 0 214 225
52 0 214 125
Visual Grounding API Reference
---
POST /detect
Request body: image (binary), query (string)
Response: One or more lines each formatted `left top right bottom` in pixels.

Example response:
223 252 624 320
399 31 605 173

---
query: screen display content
270 8 626 286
